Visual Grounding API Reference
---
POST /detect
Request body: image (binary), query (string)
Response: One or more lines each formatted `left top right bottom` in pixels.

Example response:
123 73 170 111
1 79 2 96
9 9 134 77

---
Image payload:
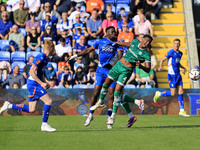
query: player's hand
41 82 50 89
158 67 162 71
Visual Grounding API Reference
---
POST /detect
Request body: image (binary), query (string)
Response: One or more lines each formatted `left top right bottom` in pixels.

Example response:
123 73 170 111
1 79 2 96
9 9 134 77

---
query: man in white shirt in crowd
55 37 72 58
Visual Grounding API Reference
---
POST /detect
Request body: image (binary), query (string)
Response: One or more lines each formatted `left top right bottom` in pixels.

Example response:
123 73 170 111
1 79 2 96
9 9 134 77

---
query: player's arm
115 41 131 47
29 64 49 89
158 56 168 71
112 49 123 66
68 46 95 61
137 61 151 73
179 63 186 74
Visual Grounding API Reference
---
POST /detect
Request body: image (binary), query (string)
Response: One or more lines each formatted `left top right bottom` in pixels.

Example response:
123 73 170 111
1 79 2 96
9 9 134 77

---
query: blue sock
178 94 184 110
42 104 51 123
12 104 29 113
107 109 112 117
161 90 172 96
89 106 94 114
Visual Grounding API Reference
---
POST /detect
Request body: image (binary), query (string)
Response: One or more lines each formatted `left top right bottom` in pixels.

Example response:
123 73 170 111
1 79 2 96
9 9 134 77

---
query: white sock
88 113 93 118
8 104 12 109
128 112 134 119
134 99 140 106
42 122 47 126
180 109 184 112
111 113 116 118
98 99 103 104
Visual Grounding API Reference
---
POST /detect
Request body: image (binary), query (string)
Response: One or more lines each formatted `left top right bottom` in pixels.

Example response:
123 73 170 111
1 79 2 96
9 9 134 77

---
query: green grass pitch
0 115 200 150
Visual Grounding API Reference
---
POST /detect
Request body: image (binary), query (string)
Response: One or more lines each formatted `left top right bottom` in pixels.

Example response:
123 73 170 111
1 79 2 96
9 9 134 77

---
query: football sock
178 94 184 111
107 109 112 118
122 95 136 103
113 91 122 113
161 90 172 96
128 112 134 119
12 104 29 113
89 106 94 114
121 102 131 114
42 104 51 123
99 83 109 103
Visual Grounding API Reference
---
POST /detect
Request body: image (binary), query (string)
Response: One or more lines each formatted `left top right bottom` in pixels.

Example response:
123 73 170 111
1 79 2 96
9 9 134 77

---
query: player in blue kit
153 38 189 117
69 26 123 129
0 40 57 132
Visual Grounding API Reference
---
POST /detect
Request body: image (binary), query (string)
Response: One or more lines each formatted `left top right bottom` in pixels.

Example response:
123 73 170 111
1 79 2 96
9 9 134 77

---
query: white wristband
69 54 78 60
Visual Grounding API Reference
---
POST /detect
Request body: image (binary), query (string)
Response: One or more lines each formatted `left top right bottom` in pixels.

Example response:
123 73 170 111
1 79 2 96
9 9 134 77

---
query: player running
90 35 153 128
0 40 56 132
69 26 123 128
153 38 189 117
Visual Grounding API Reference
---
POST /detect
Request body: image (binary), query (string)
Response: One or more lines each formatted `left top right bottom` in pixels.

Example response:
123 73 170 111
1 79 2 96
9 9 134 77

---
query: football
189 69 200 81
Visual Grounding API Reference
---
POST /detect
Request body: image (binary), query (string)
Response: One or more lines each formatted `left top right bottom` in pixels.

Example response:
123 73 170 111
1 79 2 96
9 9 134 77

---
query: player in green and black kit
90 34 153 128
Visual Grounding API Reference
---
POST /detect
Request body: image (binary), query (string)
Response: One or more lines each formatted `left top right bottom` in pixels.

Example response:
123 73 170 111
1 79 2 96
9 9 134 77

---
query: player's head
44 40 55 56
173 38 181 50
106 26 116 41
141 34 153 48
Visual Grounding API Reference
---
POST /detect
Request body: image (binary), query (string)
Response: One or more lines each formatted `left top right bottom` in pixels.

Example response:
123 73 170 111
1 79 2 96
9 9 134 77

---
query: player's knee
171 93 176 96
179 90 184 95
29 107 36 113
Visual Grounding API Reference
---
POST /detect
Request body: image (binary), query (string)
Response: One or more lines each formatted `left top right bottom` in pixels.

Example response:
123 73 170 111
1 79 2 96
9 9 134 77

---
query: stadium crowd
0 0 172 89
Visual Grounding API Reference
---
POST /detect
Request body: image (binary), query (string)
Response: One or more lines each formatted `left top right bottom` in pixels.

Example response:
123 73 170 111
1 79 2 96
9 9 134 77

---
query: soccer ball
189 69 200 81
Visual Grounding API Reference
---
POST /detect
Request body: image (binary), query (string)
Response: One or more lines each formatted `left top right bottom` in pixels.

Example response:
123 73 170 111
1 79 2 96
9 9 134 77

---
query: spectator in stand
86 68 96 87
44 63 56 81
132 8 144 24
126 69 138 86
41 0 56 11
86 0 104 16
116 7 125 21
73 35 90 56
0 61 11 82
0 11 12 40
57 30 72 46
12 82 20 89
26 0 40 13
136 62 155 88
84 50 98 73
55 0 74 15
134 14 153 37
103 4 116 20
25 12 41 34
86 8 102 40
22 56 34 79
74 66 87 85
56 12 73 35
59 66 72 87
37 2 61 21
6 0 28 12
1 65 25 88
40 12 57 35
118 23 134 54
0 5 11 20
72 14 85 35
102 12 118 35
48 78 58 89
74 56 84 71
68 3 90 24
13 0 29 28
8 24 25 51
118 12 134 33
144 0 162 20
130 0 144 17
72 26 84 48
55 37 72 58
41 25 56 46
27 26 41 52
48 51 60 63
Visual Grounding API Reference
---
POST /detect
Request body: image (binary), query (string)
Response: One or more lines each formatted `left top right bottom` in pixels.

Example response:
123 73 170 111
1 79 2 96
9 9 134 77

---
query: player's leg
40 94 56 132
84 85 102 126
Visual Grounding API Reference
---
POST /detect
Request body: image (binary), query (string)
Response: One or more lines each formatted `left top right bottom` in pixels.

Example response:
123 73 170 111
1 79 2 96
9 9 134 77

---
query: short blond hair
44 40 54 50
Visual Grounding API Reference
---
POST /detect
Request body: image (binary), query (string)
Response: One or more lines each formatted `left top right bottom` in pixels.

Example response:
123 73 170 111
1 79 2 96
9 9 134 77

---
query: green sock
123 95 136 103
113 91 122 113
99 83 109 100
121 102 132 114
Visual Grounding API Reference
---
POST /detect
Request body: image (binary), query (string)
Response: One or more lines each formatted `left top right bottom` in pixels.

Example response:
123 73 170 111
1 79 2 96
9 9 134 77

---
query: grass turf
0 115 200 150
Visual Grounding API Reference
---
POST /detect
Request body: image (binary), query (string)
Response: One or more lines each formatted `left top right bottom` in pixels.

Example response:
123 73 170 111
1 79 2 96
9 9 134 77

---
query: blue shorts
168 74 183 88
27 79 47 102
95 66 116 88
